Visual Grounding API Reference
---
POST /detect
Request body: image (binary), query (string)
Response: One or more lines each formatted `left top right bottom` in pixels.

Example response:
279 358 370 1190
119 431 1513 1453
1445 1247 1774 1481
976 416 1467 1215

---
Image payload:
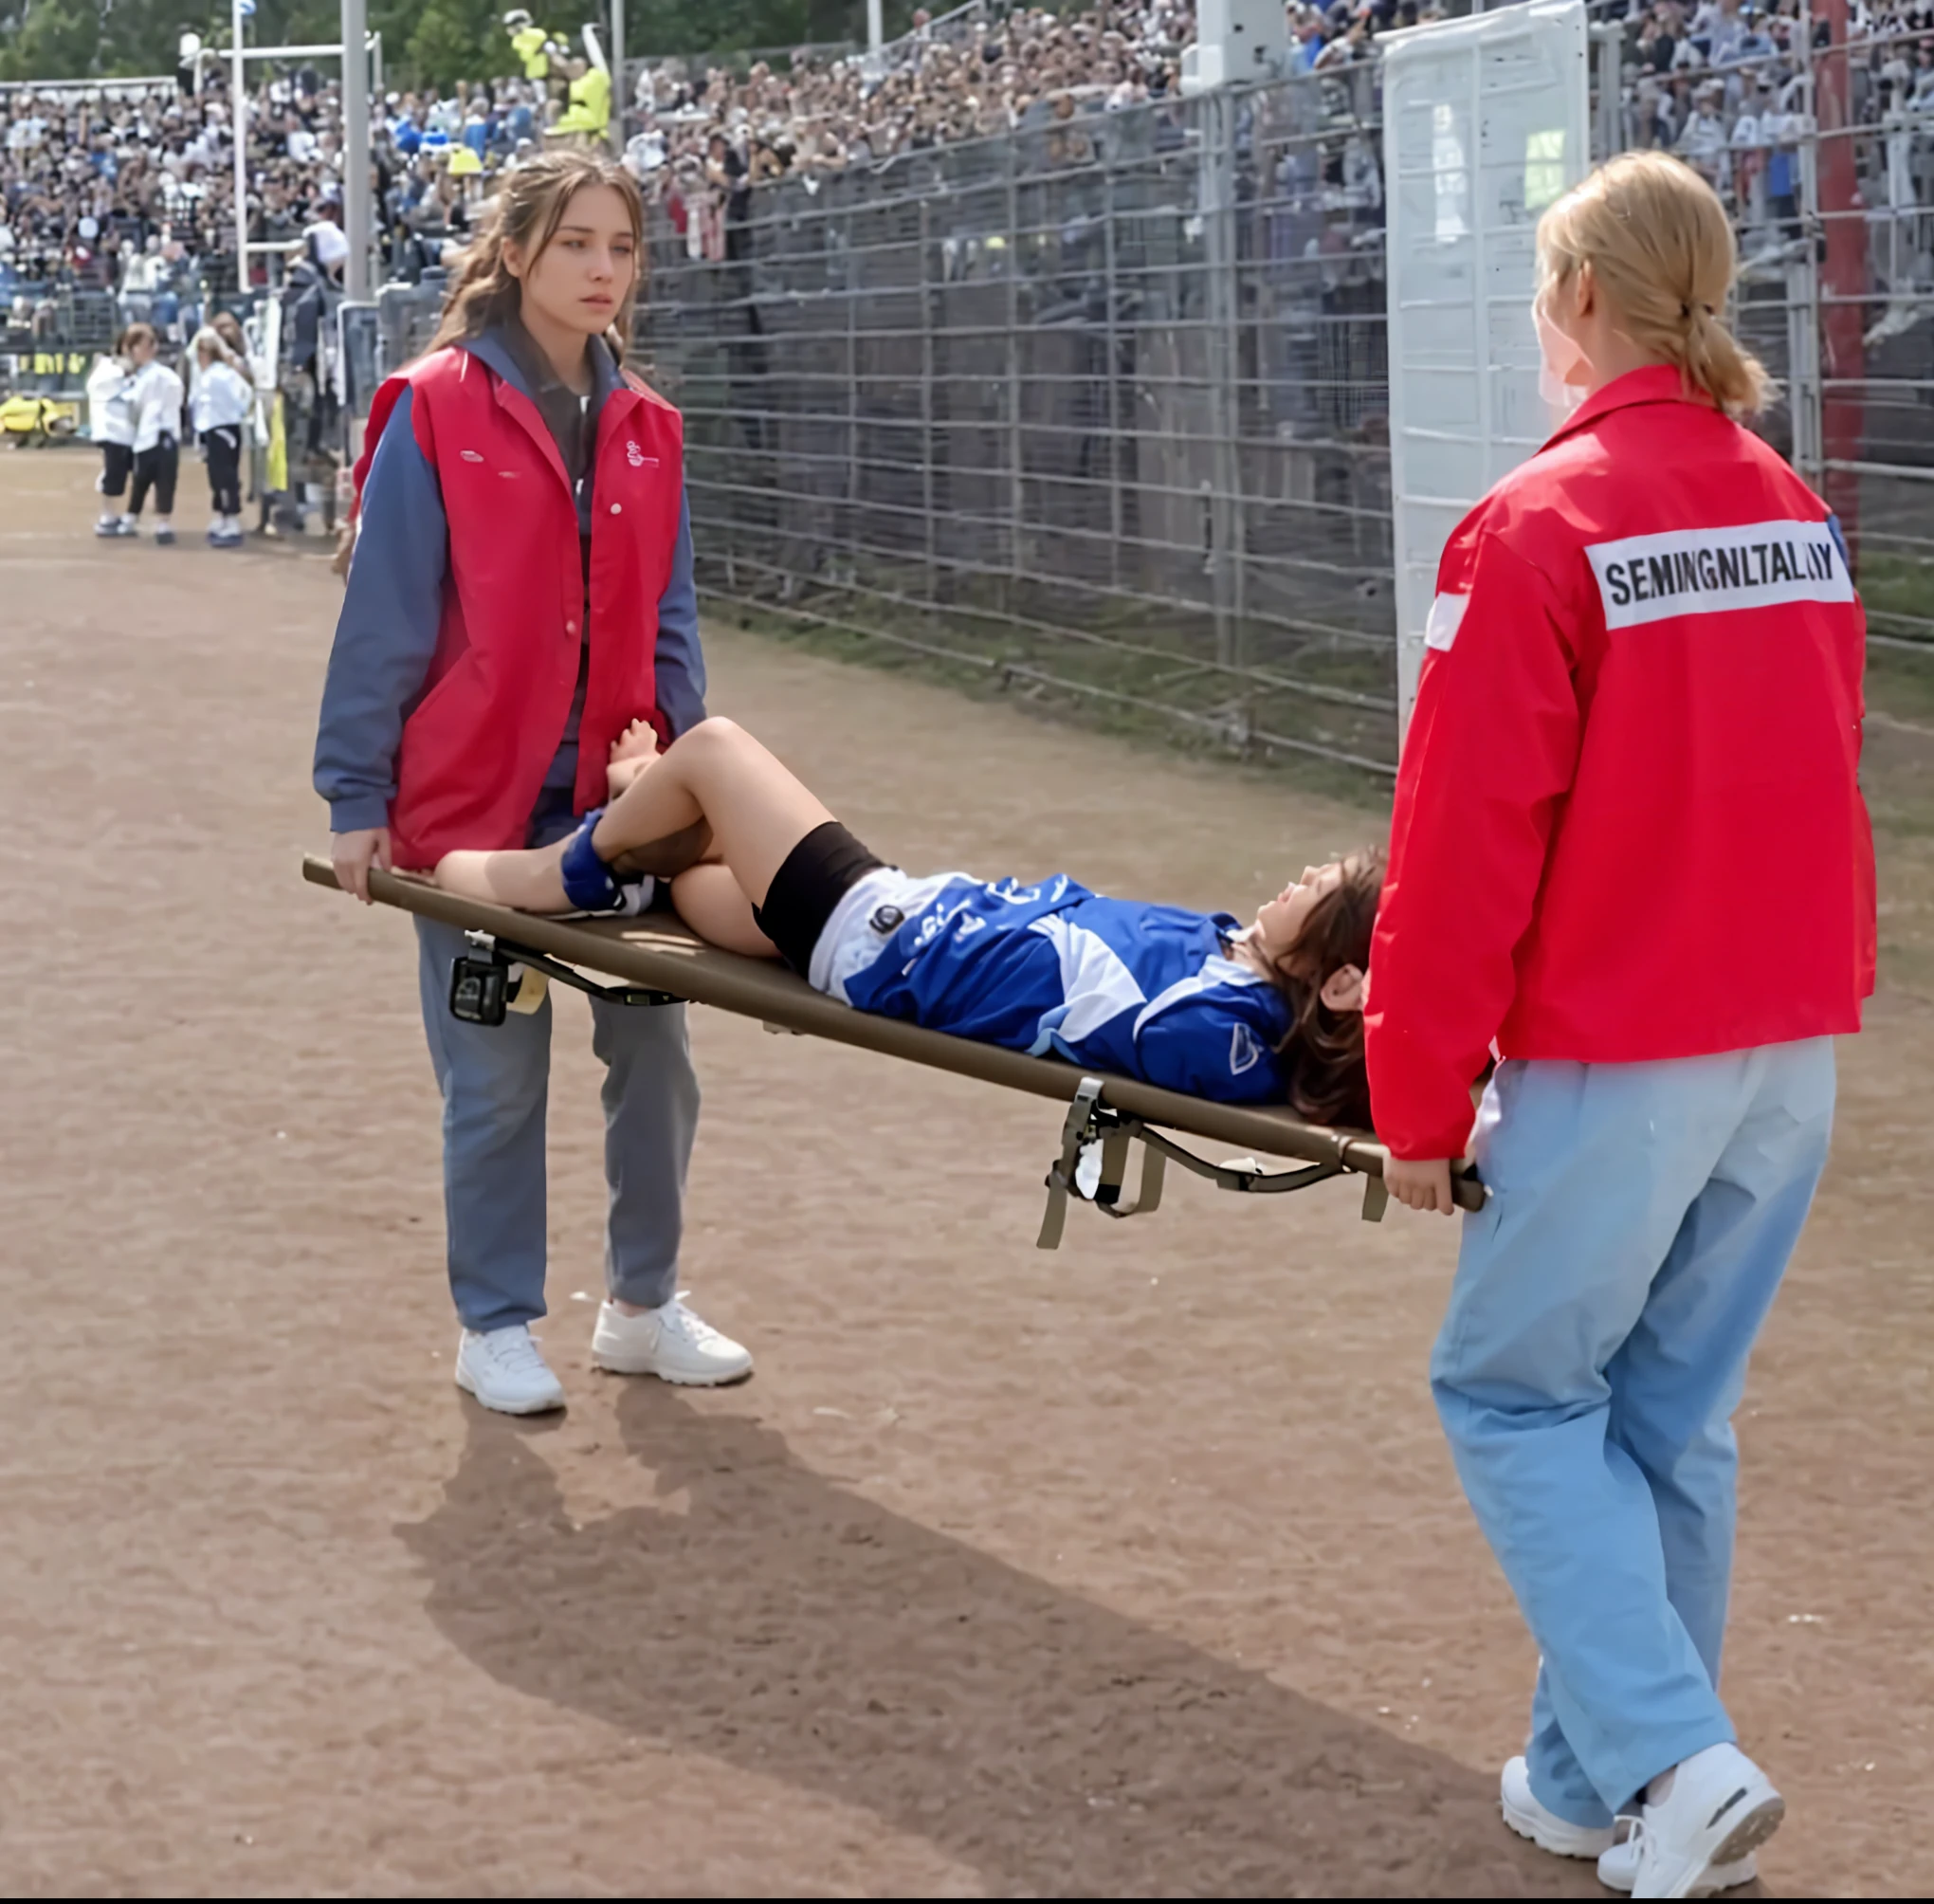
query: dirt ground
2 448 1930 1899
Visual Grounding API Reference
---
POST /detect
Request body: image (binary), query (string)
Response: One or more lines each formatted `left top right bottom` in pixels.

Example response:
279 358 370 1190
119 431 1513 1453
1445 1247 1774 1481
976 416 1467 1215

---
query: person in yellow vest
551 39 612 143
503 9 552 82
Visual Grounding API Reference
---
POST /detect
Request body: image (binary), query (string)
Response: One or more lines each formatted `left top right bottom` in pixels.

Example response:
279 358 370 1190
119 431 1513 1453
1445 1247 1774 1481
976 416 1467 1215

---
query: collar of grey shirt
501 316 622 501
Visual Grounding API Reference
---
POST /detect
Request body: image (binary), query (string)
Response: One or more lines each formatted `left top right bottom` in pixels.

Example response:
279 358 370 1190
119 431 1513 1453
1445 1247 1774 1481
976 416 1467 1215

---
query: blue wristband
558 809 620 911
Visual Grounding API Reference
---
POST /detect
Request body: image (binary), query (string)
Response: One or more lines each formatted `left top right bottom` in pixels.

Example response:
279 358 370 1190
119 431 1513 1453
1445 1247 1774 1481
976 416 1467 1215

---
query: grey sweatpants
414 913 701 1333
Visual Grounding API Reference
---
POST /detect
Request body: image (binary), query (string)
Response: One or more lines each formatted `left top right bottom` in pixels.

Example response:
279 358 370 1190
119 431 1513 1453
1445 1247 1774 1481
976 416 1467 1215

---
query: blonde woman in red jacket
1366 155 1873 1896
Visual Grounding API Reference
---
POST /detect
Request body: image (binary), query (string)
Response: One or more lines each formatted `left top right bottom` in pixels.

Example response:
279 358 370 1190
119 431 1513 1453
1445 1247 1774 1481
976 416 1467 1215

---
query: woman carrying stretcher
433 716 1383 1125
316 151 749 1419
1368 155 1873 1895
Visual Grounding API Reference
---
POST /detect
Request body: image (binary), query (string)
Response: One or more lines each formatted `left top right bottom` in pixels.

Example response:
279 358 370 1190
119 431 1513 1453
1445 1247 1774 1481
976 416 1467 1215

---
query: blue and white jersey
814 868 1294 1104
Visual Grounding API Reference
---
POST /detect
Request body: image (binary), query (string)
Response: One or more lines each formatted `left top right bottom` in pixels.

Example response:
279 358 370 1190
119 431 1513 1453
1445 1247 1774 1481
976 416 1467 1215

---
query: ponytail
1681 300 1770 420
1537 151 1774 420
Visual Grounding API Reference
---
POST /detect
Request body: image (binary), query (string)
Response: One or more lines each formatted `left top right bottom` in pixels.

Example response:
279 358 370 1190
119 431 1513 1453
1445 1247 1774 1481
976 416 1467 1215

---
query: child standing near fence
123 325 184 547
190 328 253 549
85 336 137 538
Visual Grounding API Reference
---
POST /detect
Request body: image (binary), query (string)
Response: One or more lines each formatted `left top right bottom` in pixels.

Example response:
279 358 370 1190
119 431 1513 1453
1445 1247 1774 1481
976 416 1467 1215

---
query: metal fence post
1789 0 1826 489
920 190 938 610
1203 85 1245 697
1104 137 1122 594
845 199 859 586
1006 133 1024 588
1589 21 1622 164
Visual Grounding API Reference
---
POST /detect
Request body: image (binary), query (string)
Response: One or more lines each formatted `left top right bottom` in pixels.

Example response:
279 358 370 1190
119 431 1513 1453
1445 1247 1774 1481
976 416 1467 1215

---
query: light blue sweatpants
414 914 702 1334
1432 1039 1835 1826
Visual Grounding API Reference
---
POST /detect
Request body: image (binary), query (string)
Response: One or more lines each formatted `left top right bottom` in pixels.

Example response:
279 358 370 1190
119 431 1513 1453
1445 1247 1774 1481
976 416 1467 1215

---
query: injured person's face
1253 861 1349 961
1240 854 1376 1017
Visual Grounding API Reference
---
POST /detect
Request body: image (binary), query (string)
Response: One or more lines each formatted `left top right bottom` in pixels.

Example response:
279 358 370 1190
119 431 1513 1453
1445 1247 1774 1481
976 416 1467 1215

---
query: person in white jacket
123 325 186 546
189 328 253 548
84 338 138 538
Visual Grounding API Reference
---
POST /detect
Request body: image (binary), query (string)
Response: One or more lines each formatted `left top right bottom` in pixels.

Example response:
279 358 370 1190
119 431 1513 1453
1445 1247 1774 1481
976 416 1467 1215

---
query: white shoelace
484 1327 551 1376
658 1293 726 1348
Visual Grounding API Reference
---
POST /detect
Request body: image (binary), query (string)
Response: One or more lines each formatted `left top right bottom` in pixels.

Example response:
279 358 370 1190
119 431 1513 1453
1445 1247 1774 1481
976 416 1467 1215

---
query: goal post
1380 0 1591 736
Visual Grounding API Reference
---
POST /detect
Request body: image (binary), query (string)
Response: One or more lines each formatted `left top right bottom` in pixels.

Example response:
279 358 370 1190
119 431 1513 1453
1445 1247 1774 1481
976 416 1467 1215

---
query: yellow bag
266 393 289 493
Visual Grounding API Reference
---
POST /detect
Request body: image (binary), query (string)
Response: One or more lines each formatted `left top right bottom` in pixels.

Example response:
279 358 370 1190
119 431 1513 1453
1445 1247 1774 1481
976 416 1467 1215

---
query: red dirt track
2 450 1930 1895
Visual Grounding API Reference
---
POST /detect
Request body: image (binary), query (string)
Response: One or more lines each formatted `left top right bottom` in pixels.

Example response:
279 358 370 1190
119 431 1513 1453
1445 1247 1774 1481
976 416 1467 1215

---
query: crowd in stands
620 0 1931 283
622 2 1416 252
1606 0 1934 276
0 24 612 317
2 0 1931 306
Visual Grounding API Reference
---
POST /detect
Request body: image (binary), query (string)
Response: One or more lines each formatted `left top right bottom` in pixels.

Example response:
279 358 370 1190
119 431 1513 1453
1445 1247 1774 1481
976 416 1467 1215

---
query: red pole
1815 0 1865 549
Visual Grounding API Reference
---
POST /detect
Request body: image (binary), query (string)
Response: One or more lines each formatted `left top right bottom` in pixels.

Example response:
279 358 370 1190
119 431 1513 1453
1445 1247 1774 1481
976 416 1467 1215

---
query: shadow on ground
398 1388 1620 1898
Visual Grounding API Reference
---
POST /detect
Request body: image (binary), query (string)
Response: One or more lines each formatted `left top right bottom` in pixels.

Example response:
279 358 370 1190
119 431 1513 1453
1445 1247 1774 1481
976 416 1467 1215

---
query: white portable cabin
1379 0 1591 734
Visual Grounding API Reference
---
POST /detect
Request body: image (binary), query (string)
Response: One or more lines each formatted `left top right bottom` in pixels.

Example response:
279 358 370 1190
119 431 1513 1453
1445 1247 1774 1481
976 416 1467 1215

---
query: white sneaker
1499 1755 1615 1859
1625 1744 1783 1898
591 1292 753 1385
1598 1816 1757 1894
454 1324 566 1414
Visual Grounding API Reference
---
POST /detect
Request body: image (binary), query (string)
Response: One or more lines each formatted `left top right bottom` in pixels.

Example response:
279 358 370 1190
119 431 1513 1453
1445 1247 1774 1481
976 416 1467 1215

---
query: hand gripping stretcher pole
304 858 1487 1245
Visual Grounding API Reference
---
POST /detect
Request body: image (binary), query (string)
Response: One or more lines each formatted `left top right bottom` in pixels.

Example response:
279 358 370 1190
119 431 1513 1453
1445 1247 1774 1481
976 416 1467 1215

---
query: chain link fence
639 68 1399 774
636 18 1934 778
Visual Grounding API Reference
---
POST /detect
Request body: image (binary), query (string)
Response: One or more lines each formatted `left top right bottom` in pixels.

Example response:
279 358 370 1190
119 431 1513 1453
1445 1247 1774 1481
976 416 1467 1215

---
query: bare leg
669 863 777 957
434 718 835 920
432 833 577 911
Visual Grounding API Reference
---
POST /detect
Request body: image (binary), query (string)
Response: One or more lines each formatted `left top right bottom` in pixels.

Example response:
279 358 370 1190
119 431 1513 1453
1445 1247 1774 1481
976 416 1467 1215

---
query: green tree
0 0 356 82
0 0 104 81
378 0 519 93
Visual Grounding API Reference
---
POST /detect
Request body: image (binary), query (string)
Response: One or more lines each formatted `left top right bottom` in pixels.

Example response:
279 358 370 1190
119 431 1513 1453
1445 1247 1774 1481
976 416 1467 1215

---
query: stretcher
303 856 1487 1242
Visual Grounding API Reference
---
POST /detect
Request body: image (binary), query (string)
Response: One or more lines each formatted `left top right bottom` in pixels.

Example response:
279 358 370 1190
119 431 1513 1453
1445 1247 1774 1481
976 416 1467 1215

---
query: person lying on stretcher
434 718 1382 1124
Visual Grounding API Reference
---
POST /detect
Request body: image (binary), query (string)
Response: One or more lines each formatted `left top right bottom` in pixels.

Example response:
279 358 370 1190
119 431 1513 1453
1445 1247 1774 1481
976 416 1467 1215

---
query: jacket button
564 619 578 636
610 503 622 515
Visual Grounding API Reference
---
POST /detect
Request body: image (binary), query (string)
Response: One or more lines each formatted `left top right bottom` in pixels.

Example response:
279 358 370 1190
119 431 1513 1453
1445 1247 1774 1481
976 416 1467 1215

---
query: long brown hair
1256 852 1384 1130
211 310 252 375
426 149 647 357
335 153 648 577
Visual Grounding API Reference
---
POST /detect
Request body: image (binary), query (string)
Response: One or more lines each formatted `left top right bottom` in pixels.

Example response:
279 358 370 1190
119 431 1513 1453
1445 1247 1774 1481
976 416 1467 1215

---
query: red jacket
1366 366 1876 1161
341 339 687 870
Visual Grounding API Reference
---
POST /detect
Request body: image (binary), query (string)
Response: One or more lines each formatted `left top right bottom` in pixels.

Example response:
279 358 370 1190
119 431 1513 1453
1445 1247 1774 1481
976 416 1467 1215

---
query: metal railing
636 21 1934 776
639 72 1399 774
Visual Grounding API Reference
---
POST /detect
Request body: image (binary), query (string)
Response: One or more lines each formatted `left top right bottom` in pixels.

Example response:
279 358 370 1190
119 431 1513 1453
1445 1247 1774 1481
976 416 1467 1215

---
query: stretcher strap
1036 1076 1356 1250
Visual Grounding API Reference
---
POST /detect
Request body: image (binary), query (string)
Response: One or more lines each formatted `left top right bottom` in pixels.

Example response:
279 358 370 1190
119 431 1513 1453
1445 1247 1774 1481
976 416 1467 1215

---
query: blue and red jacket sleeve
1364 527 1583 1159
652 487 706 741
312 386 448 833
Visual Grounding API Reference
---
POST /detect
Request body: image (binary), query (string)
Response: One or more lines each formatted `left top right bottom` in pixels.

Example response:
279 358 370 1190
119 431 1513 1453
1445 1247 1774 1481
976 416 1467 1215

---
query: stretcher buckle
1037 1076 1351 1250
